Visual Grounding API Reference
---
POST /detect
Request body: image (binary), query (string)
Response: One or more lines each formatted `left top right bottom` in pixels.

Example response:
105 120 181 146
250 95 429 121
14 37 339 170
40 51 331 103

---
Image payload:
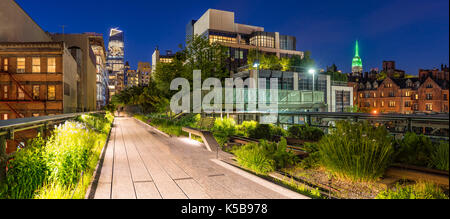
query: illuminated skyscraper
352 40 363 74
106 28 124 97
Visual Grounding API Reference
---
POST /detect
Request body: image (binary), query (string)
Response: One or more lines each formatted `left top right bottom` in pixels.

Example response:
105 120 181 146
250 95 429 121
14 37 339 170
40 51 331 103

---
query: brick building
0 0 79 120
353 66 449 114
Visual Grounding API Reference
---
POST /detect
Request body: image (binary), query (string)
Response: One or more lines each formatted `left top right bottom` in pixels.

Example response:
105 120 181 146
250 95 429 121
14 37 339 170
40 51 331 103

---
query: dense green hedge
0 113 114 199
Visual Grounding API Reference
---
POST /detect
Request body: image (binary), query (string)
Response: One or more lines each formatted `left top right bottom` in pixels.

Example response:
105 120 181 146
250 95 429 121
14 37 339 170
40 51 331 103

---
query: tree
183 34 228 82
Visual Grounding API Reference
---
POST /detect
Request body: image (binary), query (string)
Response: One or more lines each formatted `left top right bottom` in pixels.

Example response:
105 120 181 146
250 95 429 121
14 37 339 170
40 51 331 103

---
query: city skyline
14 0 449 74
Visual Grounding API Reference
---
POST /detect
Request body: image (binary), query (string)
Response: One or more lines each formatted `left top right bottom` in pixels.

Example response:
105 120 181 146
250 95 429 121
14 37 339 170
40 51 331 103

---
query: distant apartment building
353 65 449 114
52 33 98 112
186 9 304 74
88 34 109 109
0 0 79 119
151 48 175 73
137 62 151 86
126 69 139 87
106 28 125 97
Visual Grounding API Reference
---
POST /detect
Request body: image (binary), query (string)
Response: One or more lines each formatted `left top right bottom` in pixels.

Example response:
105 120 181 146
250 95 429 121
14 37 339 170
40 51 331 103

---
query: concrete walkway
92 117 309 199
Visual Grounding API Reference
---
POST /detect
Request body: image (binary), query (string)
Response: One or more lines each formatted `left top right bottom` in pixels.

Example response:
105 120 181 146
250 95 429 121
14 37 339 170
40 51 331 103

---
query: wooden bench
182 127 220 152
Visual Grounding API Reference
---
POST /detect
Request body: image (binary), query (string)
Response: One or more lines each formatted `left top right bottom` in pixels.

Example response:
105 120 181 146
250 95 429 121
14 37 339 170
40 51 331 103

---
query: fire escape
0 71 40 118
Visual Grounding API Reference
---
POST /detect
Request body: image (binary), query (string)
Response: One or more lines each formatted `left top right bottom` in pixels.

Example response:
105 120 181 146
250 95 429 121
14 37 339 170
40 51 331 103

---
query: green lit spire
352 40 363 73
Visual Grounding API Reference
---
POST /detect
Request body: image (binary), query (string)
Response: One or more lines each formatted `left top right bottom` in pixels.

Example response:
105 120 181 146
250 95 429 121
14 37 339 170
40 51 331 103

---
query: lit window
3 58 8 71
426 93 433 100
48 57 56 73
3 85 8 99
17 57 25 73
32 113 40 117
3 114 8 120
48 85 56 100
18 87 25 100
33 85 40 100
373 101 377 107
405 91 410 97
415 94 419 100
426 104 433 111
389 101 396 107
381 101 385 107
32 57 41 73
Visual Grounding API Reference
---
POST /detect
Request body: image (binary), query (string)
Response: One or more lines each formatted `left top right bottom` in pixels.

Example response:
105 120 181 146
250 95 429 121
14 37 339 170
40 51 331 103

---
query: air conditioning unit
17 69 25 73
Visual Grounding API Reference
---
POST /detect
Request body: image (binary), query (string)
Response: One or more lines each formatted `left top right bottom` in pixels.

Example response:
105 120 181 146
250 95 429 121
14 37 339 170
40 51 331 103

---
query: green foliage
287 125 324 141
318 121 395 182
248 124 272 140
212 118 237 147
247 49 314 72
232 138 298 174
1 136 48 199
135 114 200 137
236 121 258 138
376 182 449 199
395 132 433 167
233 143 275 175
0 113 113 199
298 142 321 169
430 141 449 171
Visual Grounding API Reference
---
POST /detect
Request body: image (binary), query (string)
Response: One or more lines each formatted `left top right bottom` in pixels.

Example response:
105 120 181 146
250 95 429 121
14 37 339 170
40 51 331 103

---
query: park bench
182 117 218 152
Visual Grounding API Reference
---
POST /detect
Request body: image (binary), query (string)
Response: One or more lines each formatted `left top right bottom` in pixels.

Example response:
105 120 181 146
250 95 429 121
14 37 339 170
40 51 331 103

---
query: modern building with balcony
186 9 304 74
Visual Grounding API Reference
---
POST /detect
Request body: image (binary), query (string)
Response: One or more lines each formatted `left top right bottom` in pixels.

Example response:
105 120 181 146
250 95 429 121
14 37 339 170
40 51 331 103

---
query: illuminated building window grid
209 35 237 44
250 35 275 48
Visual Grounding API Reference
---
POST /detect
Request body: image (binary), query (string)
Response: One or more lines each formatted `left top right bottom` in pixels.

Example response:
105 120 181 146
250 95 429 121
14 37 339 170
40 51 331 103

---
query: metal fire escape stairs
1 71 37 118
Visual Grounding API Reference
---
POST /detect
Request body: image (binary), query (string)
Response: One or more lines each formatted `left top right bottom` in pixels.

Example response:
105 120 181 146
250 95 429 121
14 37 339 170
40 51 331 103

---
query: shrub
1 136 48 199
260 138 298 169
318 121 395 182
395 132 433 167
376 182 449 199
45 122 99 186
0 113 113 199
236 121 258 137
232 138 298 174
233 143 275 174
298 142 321 169
271 125 288 138
430 141 449 171
288 125 324 141
248 124 272 140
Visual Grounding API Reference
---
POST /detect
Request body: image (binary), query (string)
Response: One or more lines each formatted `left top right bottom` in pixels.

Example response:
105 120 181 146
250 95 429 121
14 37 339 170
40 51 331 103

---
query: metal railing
0 111 104 182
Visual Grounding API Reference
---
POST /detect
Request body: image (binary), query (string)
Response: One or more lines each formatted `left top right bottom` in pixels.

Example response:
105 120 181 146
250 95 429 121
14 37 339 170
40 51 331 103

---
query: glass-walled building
106 28 124 97
186 9 304 74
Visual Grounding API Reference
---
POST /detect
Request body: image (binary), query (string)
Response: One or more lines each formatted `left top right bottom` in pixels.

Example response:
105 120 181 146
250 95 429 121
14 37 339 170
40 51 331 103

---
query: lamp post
309 69 316 106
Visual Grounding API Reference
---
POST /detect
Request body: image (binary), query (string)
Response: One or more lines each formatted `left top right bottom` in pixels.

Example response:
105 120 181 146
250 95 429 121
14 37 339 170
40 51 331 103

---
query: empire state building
352 40 363 75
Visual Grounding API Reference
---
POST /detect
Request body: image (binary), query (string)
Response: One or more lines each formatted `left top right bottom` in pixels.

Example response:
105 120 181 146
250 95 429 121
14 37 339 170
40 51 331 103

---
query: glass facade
106 28 124 95
250 32 275 48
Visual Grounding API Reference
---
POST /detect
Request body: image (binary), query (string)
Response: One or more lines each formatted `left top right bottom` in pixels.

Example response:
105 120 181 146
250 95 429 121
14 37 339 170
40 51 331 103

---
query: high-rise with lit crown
352 40 363 74
106 28 124 98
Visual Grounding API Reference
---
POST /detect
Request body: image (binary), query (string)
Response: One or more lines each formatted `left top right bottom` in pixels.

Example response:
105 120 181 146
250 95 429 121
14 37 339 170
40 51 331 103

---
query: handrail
0 111 105 136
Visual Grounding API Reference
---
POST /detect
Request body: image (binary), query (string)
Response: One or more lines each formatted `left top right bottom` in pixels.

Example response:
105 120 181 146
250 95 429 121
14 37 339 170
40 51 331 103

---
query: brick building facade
353 66 449 114
0 42 79 119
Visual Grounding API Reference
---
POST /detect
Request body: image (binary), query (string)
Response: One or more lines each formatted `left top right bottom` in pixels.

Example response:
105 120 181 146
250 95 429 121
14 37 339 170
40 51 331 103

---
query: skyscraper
352 40 363 74
106 28 124 97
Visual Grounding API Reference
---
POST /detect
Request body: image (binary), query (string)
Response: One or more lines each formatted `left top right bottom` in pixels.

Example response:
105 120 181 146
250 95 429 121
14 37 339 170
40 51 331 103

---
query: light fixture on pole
308 69 316 105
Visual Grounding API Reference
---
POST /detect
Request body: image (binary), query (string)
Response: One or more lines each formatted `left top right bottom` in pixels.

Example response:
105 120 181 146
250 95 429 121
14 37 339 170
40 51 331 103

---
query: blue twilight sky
15 0 449 75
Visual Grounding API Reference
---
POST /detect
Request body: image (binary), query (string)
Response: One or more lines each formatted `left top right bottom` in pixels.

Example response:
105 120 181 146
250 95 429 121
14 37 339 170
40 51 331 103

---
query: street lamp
308 69 316 105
